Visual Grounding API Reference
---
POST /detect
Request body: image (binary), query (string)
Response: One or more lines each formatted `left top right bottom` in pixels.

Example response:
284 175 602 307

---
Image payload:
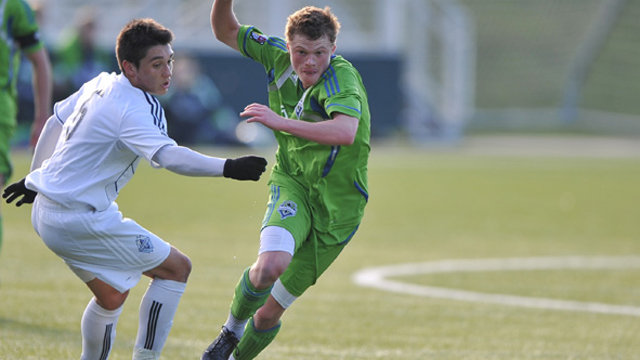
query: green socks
230 267 273 320
233 318 281 360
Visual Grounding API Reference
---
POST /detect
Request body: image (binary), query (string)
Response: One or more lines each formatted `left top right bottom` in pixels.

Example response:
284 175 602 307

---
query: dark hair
285 6 341 44
115 18 174 70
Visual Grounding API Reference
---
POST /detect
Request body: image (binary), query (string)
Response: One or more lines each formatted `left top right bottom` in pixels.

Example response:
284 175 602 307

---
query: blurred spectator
1 0 53 249
1 0 52 153
52 5 116 100
162 53 240 145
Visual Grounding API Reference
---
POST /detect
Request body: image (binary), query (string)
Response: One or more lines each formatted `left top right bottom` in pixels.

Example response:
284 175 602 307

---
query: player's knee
174 253 192 282
254 308 282 330
251 261 286 289
96 289 129 310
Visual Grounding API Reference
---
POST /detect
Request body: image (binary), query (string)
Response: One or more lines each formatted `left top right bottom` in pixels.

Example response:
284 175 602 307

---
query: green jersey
238 25 370 231
0 0 43 125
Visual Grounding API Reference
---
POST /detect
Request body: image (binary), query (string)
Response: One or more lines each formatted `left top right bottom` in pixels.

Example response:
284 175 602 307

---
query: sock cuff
249 317 281 333
150 278 187 294
241 267 273 297
89 297 123 317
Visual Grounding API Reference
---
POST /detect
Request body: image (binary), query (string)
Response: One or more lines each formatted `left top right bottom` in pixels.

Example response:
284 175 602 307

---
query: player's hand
3 178 37 206
242 103 286 131
223 156 268 181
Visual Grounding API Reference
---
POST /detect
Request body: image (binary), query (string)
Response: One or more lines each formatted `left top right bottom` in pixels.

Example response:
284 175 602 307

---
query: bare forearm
242 103 359 146
278 117 358 146
28 48 53 146
211 0 241 51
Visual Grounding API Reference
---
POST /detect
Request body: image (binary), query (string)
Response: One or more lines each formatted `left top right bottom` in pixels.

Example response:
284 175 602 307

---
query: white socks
224 312 249 339
80 278 186 360
80 298 123 360
133 278 187 359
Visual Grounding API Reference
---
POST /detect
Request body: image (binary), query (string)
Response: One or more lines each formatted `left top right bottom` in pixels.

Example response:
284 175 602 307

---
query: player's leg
230 226 359 360
202 184 307 360
133 246 191 360
230 248 292 333
202 249 292 360
201 231 295 360
82 278 129 360
228 290 287 360
0 121 15 252
0 172 4 251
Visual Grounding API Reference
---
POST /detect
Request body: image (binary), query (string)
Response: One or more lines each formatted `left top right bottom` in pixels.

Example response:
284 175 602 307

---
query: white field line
352 256 640 316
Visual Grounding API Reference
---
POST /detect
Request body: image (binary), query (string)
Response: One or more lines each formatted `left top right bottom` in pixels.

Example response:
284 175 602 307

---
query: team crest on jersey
278 201 298 219
250 31 268 45
294 101 304 119
136 236 154 253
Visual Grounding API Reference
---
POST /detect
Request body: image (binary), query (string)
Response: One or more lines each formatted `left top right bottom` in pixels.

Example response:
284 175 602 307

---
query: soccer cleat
201 326 240 360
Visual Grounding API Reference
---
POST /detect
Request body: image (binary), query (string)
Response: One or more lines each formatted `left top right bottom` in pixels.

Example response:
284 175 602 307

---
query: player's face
288 34 336 89
128 44 174 95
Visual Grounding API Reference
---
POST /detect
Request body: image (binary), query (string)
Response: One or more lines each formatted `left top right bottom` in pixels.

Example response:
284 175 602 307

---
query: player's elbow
338 134 355 146
338 124 358 146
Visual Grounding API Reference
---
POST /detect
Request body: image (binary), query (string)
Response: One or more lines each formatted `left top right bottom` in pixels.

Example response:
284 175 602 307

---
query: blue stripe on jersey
354 181 369 202
322 146 340 177
327 103 362 115
310 96 330 119
322 65 340 97
242 26 256 60
267 37 287 52
338 224 360 245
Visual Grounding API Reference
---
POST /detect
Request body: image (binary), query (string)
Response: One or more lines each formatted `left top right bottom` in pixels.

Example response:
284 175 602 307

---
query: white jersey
26 72 176 211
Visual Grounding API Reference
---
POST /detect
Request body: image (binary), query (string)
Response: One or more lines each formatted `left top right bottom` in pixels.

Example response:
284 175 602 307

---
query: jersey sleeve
320 63 365 120
237 25 286 69
119 95 177 167
53 88 83 125
9 0 43 53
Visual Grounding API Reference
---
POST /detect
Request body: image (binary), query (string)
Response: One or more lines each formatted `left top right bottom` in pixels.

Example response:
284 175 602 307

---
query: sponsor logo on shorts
278 200 297 219
136 235 154 253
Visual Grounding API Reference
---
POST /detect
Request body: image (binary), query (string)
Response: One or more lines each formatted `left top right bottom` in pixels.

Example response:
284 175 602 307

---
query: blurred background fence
17 0 640 146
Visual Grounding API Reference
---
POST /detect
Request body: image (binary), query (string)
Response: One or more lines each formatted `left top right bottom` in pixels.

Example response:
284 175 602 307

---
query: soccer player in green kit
202 1 370 359
0 0 52 249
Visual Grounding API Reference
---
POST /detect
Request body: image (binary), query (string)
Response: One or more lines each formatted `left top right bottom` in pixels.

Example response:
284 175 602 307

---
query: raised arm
210 0 241 51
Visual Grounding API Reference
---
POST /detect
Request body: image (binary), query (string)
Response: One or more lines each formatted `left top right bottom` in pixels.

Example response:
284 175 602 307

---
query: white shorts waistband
36 195 96 213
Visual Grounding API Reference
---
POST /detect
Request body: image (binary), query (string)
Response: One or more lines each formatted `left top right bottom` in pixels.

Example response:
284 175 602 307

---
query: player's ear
121 60 137 77
331 43 337 55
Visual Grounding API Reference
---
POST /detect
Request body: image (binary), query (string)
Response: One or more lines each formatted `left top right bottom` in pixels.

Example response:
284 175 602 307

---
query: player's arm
242 103 358 146
152 145 267 181
3 115 61 206
25 46 53 148
30 115 62 171
210 0 241 51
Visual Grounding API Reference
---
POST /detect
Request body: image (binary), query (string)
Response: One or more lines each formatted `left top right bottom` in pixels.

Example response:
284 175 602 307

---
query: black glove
223 156 268 181
3 178 37 207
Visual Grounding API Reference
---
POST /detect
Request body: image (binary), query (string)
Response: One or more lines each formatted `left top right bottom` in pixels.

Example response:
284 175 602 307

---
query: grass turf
1 139 639 359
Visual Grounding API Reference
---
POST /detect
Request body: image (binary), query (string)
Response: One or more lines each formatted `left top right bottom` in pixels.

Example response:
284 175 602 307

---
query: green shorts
0 123 16 184
261 182 360 297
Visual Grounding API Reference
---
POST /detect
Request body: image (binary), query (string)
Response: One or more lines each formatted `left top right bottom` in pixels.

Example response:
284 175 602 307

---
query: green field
1 139 640 359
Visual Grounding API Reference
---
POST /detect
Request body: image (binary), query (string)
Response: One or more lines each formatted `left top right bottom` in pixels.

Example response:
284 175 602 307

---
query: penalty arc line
351 256 640 317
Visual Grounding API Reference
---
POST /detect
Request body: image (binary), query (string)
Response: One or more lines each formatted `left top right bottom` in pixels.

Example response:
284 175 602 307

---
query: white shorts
32 195 171 293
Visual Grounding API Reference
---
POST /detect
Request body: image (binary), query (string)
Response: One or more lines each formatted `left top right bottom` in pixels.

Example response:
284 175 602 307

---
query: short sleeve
119 97 177 165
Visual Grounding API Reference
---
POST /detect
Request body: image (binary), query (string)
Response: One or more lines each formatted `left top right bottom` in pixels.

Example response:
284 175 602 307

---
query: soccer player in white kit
2 18 267 360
